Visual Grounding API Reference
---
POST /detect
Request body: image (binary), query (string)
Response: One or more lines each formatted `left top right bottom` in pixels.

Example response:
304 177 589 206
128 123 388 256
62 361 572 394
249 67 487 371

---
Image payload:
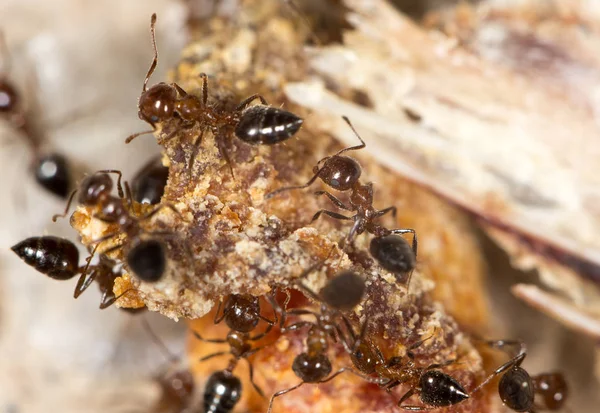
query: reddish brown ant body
268 265 384 413
11 235 132 309
192 294 280 399
53 171 184 283
0 32 73 198
127 14 303 175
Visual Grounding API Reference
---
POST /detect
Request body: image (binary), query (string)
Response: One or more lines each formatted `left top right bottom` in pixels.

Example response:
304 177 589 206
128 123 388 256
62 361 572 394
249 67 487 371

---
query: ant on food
11 235 135 309
267 262 385 413
192 294 281 400
0 31 73 198
126 14 304 176
472 339 569 413
266 116 417 281
131 156 169 205
52 171 187 283
349 322 470 411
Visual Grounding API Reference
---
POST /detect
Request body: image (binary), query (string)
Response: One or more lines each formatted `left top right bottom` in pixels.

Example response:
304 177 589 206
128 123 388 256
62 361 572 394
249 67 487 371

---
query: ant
472 339 569 413
369 234 416 285
266 116 417 257
0 31 72 198
53 171 185 283
192 294 280 400
11 235 134 309
267 265 385 413
203 370 242 413
131 156 169 205
126 14 304 175
349 324 470 411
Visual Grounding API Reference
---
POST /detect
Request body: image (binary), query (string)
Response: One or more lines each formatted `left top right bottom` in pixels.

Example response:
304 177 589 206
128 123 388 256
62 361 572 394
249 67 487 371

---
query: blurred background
0 0 598 412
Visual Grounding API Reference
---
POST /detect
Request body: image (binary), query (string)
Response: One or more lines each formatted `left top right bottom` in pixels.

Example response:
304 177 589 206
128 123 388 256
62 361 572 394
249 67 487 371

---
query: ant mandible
11 235 134 309
192 294 280 400
267 264 384 413
349 323 470 411
126 14 304 176
0 31 73 198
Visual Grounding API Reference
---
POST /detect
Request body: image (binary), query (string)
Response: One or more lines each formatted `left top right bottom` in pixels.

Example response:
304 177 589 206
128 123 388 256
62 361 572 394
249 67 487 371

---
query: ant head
33 153 72 199
351 339 379 375
420 370 470 407
369 235 415 278
0 79 18 112
499 366 534 412
291 352 332 383
127 239 167 283
224 294 260 333
11 236 79 280
316 156 361 191
533 372 568 410
78 173 113 205
319 270 365 311
138 83 177 125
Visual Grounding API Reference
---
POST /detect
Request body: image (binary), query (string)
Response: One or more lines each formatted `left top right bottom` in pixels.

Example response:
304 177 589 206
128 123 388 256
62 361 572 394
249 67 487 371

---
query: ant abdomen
319 270 365 311
499 366 534 412
126 239 167 283
235 105 303 145
369 235 416 280
291 352 332 383
138 82 177 125
317 156 362 191
0 79 18 112
132 157 169 205
11 236 79 280
419 370 470 407
203 370 242 413
33 153 72 199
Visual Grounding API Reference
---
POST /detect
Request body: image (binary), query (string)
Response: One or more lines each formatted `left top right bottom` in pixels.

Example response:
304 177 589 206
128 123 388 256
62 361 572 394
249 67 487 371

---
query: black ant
0 31 72 198
349 324 470 411
126 14 303 175
472 339 569 413
267 265 384 413
192 294 280 400
131 156 169 205
203 370 242 413
10 235 134 309
53 171 185 283
369 234 416 285
266 116 417 257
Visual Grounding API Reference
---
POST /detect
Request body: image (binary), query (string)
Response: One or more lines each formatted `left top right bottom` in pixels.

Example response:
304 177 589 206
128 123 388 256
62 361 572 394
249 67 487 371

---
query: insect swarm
64 0 493 412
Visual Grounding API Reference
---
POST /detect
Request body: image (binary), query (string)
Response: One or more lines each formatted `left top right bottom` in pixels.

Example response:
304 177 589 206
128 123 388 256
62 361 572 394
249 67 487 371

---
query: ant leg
323 367 387 386
140 203 184 221
374 205 397 220
125 128 156 144
99 288 134 310
245 358 266 398
215 131 235 179
235 93 268 112
470 351 528 395
52 189 78 222
172 82 188 97
124 181 134 210
73 245 100 299
213 298 227 324
198 351 229 363
283 321 315 333
314 191 353 211
311 209 352 223
265 168 323 199
140 317 177 363
267 382 305 413
187 128 205 177
97 169 124 198
333 115 367 157
479 339 527 357
397 387 419 408
192 330 228 344
406 330 438 359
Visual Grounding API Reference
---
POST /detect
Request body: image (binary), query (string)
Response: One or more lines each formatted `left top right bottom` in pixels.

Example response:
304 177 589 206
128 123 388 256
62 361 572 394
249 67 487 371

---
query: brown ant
266 116 417 257
192 294 280 399
126 14 303 175
53 171 186 283
472 339 569 413
349 323 470 411
0 31 73 198
10 235 134 309
267 265 385 413
131 156 169 205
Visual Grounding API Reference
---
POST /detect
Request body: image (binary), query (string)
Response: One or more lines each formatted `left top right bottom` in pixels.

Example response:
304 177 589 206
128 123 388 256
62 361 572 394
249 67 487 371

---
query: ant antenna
336 116 366 156
143 13 159 93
